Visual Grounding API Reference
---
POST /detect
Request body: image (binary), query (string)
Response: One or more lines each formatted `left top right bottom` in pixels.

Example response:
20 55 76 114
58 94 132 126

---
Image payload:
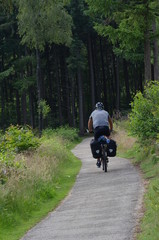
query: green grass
0 155 81 240
0 130 82 240
114 120 159 240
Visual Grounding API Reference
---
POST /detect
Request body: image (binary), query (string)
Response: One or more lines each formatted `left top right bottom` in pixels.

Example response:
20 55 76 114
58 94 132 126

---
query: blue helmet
95 102 104 110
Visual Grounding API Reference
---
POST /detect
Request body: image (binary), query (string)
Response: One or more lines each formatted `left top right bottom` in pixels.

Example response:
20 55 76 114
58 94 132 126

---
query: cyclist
88 102 113 167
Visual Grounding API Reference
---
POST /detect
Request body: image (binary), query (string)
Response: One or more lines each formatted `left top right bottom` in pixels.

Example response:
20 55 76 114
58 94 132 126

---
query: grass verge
113 120 159 240
0 130 82 240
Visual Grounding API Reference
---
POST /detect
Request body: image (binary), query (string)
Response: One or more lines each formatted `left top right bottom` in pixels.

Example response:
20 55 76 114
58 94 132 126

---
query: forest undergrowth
0 126 81 240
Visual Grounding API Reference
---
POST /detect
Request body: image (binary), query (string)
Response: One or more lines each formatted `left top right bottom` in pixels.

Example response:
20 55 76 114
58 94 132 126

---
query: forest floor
21 136 144 240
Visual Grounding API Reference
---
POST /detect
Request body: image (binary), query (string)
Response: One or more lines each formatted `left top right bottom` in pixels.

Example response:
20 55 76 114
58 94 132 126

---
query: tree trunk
66 75 72 126
29 88 35 129
152 21 159 80
113 54 120 111
60 47 67 123
46 45 53 110
36 48 43 136
1 55 5 129
16 90 21 125
99 37 108 109
112 52 117 110
144 2 151 83
144 29 151 82
77 67 84 135
71 76 76 127
88 34 95 109
123 59 131 105
57 60 63 126
21 92 27 125
1 83 5 129
116 57 120 111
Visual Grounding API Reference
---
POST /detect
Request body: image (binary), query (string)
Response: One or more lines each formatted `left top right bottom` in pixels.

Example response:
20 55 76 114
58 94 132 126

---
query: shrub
0 125 39 184
43 126 79 142
0 125 39 153
129 81 159 140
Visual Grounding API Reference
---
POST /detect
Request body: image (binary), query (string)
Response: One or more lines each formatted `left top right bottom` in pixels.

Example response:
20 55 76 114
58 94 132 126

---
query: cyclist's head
95 102 104 110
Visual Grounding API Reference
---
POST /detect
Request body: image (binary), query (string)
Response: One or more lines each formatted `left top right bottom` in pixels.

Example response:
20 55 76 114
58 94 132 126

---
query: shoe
96 160 101 168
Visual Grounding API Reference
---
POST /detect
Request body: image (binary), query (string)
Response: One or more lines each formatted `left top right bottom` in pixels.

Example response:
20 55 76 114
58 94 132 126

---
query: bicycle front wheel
103 155 107 172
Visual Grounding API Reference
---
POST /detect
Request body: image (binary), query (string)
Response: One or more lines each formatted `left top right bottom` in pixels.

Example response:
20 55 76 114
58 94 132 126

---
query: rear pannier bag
107 139 117 157
90 139 102 159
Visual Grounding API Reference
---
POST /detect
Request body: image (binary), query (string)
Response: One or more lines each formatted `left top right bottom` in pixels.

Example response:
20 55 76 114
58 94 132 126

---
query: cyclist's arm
88 117 93 132
108 115 113 131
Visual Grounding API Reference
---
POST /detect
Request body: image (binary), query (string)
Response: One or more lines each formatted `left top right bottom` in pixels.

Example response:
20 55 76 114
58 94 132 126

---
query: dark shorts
94 126 110 140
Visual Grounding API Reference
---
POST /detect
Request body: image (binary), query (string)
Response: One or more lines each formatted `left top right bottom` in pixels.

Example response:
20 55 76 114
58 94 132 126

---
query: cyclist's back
90 109 109 129
88 102 113 140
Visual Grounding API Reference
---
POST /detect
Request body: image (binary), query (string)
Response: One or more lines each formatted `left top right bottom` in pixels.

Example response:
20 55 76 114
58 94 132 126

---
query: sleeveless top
89 109 109 129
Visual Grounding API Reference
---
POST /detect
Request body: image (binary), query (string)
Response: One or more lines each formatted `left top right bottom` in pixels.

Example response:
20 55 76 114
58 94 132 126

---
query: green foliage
85 0 117 17
16 0 72 50
67 38 87 73
138 180 159 240
43 126 80 143
0 67 14 81
13 76 36 92
0 128 81 240
0 125 39 184
38 100 51 119
151 153 159 164
86 0 159 60
129 81 159 140
0 125 39 153
55 126 80 142
13 55 36 71
114 119 159 240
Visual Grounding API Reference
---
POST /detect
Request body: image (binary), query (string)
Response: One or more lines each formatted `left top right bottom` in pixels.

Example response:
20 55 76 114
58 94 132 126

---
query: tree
85 0 159 83
67 0 89 134
67 38 87 135
16 0 72 135
1 0 156 132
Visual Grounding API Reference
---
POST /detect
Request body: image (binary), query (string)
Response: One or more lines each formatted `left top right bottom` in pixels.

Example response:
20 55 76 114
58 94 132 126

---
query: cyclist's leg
96 158 101 167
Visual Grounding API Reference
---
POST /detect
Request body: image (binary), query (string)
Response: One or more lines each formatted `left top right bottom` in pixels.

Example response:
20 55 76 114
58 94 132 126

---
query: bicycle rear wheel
102 145 107 172
103 155 107 172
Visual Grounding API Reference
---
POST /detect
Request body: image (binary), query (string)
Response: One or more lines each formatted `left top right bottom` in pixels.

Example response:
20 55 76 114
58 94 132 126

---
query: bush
129 81 159 140
0 125 39 153
43 126 79 142
0 125 39 184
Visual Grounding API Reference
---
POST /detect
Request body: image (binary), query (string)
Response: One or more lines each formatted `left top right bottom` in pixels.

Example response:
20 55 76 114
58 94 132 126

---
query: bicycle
89 130 116 173
97 137 109 172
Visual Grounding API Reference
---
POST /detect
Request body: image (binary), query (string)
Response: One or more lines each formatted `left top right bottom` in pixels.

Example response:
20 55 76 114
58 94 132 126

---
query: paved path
21 138 144 240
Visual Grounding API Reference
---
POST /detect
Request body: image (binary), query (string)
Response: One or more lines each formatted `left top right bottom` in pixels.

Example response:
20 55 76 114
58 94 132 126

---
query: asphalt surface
21 137 144 240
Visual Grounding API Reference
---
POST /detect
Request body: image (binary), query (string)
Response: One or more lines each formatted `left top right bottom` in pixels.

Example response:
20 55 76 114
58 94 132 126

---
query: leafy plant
38 100 51 119
43 126 80 142
0 125 39 184
129 81 159 140
0 125 39 153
